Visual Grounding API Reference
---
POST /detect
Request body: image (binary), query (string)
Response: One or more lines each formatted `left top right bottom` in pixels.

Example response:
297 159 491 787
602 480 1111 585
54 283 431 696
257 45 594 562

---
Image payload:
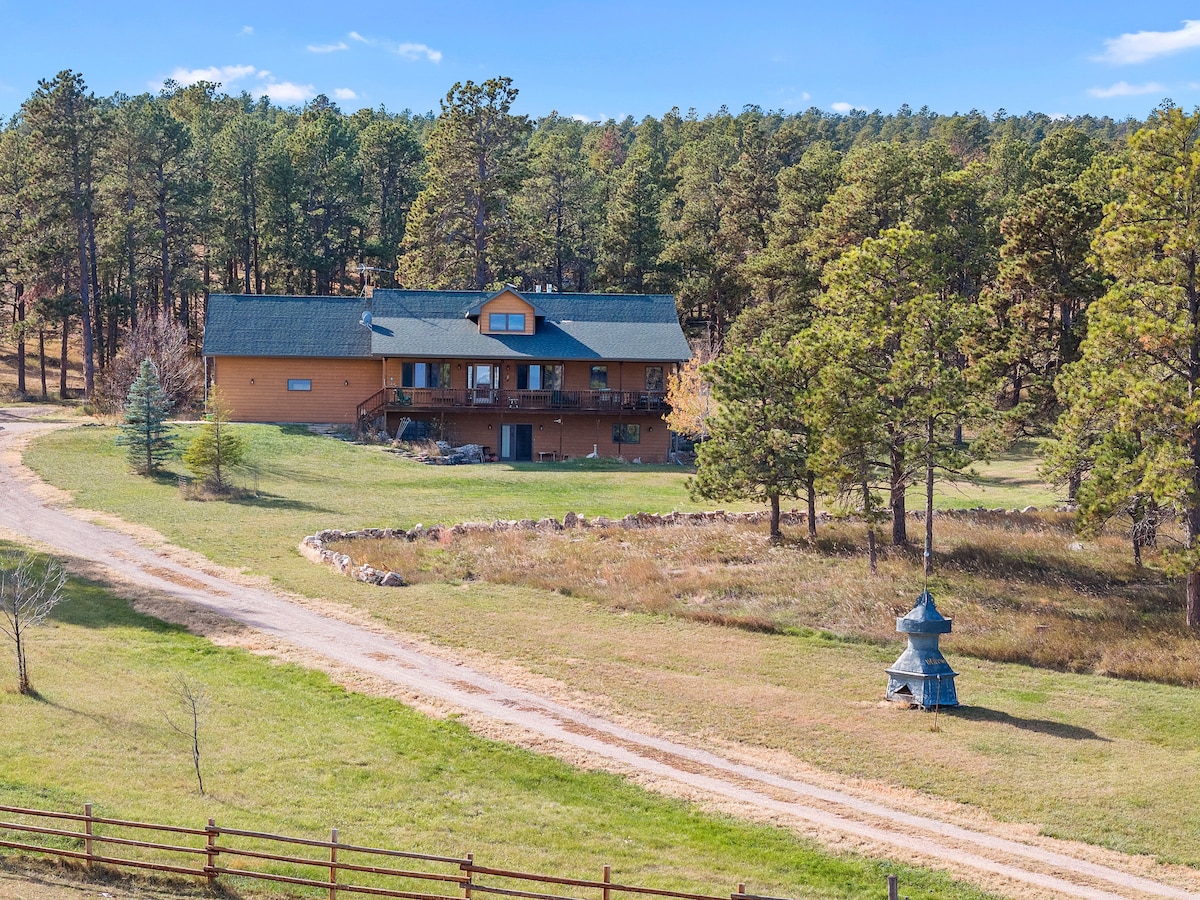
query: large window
287 379 312 391
612 423 641 444
488 313 526 332
645 366 664 392
516 363 564 390
401 362 450 388
590 366 608 390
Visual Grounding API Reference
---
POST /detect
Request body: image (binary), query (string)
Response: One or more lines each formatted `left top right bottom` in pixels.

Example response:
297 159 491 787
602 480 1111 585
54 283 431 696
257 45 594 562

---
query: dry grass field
331 511 1196 686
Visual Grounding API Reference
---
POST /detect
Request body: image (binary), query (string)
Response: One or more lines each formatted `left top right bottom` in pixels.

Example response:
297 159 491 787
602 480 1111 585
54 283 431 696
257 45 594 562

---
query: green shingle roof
204 290 692 362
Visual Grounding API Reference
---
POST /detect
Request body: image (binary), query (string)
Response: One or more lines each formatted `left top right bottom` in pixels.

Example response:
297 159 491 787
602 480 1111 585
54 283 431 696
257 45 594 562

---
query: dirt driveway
0 411 1196 900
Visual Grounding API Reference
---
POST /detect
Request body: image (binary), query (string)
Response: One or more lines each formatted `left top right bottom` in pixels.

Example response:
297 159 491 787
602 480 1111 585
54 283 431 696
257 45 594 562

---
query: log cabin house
202 286 692 463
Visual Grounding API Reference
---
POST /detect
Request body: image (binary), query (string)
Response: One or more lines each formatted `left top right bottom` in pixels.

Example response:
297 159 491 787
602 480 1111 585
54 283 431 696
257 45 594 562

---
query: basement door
500 424 533 462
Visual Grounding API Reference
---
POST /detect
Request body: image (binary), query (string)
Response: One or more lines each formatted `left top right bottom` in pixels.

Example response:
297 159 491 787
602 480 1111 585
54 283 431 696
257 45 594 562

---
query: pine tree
118 358 175 475
691 338 814 539
182 387 245 493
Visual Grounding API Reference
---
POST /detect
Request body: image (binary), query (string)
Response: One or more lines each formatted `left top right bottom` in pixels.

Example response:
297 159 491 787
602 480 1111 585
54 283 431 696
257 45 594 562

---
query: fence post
736 885 745 899
329 827 339 900
603 865 611 900
205 818 218 886
83 803 93 871
887 874 899 900
463 852 474 900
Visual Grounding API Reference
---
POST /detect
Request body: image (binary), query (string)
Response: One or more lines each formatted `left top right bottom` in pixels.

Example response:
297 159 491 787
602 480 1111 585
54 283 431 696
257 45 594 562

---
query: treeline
0 70 1138 398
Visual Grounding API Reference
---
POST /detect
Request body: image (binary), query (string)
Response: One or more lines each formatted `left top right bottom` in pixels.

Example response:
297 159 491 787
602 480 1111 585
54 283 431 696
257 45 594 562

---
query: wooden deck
359 388 669 420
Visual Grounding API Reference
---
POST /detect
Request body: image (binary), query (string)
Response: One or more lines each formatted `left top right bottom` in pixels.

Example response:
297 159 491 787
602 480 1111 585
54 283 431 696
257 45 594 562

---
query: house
202 286 692 463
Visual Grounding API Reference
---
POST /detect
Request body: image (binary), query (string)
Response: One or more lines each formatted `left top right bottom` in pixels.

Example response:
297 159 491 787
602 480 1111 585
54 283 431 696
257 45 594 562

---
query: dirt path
1 413 1196 900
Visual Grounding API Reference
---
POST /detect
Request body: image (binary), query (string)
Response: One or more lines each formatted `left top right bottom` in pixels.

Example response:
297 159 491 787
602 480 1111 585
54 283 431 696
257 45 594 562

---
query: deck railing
382 388 668 415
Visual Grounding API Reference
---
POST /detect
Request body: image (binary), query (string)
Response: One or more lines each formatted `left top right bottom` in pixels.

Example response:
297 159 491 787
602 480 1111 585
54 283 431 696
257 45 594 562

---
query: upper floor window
287 379 312 391
402 362 450 388
517 364 564 391
590 366 608 390
645 366 664 392
489 313 526 332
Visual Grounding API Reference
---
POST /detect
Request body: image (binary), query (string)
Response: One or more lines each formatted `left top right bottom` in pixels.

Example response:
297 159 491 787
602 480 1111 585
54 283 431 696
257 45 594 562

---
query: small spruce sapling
117 359 175 476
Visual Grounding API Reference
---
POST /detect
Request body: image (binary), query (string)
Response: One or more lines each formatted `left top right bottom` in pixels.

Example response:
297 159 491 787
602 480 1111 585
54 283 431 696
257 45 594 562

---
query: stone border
298 505 1067 587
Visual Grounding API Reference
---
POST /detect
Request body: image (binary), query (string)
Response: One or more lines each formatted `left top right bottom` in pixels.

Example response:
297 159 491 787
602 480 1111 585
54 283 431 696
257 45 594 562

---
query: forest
5 69 1200 626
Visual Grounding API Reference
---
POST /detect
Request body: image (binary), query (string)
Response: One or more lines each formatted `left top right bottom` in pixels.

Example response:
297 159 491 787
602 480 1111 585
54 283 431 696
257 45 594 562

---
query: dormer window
489 312 526 332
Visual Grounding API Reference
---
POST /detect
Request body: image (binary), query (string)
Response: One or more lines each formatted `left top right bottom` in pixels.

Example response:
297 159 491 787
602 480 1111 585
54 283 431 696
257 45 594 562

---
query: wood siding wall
213 356 382 423
391 410 672 463
478 292 536 335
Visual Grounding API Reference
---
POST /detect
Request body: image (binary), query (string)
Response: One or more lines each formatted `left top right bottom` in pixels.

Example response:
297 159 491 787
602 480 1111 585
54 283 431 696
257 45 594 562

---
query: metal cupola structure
885 590 959 709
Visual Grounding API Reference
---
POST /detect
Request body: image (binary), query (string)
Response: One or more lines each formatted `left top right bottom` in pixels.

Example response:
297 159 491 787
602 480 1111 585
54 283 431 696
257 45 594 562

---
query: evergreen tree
183 387 245 492
117 358 175 475
397 78 530 290
691 338 814 539
1062 105 1200 627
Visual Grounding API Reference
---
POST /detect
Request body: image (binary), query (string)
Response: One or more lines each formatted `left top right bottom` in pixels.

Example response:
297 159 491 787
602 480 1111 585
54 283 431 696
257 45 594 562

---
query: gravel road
1 410 1196 900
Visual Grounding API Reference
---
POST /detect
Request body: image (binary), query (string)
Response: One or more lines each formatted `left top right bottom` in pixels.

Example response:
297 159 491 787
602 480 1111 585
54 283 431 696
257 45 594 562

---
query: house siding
213 356 382 424
478 292 536 335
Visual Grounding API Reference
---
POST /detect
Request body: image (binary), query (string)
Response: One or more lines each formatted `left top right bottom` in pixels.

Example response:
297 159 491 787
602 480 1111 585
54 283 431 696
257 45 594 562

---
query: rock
1068 541 1085 551
380 571 405 587
563 511 581 528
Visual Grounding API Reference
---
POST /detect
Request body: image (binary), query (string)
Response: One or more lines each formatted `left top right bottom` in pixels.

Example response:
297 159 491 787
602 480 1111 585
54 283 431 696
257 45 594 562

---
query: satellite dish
360 311 373 328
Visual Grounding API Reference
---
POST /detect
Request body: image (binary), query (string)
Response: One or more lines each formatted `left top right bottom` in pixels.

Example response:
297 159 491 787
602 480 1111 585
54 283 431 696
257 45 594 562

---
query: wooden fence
0 804 800 900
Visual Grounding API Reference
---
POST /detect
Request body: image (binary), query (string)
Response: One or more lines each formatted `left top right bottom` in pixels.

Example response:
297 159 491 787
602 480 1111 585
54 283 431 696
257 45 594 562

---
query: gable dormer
467 287 544 336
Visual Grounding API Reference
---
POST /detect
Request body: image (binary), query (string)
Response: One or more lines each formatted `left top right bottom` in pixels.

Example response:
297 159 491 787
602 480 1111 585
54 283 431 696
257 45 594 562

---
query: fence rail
0 804 804 900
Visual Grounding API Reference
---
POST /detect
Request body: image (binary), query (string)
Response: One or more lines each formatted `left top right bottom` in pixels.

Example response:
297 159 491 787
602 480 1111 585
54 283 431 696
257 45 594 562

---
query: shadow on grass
224 492 331 513
945 705 1109 741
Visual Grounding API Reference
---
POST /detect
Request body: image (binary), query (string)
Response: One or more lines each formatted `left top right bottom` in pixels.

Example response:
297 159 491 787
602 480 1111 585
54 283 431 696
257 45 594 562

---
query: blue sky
1 1 1199 121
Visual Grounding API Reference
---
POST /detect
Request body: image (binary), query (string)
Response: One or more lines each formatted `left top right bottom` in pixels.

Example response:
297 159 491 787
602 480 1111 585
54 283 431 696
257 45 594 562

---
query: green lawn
0 555 993 900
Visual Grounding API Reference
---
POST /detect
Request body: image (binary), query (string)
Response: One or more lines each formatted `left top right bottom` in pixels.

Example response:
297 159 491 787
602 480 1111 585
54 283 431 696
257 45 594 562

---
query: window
590 366 608 390
402 362 450 388
287 379 312 391
488 312 526 332
645 366 664 392
516 363 564 390
612 423 641 444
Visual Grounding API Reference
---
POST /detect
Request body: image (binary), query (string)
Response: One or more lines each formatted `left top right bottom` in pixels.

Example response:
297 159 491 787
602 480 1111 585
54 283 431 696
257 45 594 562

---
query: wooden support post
887 874 899 900
205 818 218 886
736 885 745 898
83 803 93 871
329 827 339 900
603 865 611 900
463 852 474 900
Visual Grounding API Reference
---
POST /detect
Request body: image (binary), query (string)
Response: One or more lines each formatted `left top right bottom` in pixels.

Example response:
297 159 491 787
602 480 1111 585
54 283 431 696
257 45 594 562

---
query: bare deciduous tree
166 675 207 795
96 313 202 414
0 550 67 695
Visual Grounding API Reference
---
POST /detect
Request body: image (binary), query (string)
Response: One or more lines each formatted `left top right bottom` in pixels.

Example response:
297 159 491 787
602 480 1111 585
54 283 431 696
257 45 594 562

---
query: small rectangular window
488 312 527 332
590 366 608 390
613 423 640 444
287 379 312 391
645 366 664 392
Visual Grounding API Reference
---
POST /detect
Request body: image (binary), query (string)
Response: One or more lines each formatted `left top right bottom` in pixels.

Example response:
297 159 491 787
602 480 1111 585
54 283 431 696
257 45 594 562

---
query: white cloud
346 30 441 62
257 81 316 103
308 41 349 53
239 25 254 36
333 88 358 101
830 101 859 113
571 114 593 123
160 64 262 89
395 42 442 62
1088 80 1166 98
1097 19 1200 64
